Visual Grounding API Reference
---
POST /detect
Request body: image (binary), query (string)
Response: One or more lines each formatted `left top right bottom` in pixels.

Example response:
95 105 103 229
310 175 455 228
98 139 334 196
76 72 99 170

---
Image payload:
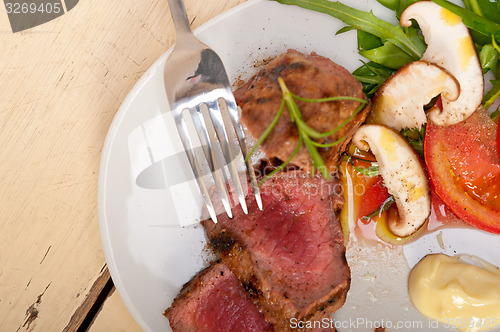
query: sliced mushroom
367 61 460 130
401 1 483 126
353 124 430 237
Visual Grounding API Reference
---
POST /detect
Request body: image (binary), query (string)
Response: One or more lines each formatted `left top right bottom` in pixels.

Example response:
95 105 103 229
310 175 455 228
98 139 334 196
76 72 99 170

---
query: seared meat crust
164 262 273 332
202 171 350 331
235 49 370 172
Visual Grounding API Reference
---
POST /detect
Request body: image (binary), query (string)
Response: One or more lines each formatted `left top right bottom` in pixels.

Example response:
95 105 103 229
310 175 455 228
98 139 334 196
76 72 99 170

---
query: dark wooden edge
63 266 115 332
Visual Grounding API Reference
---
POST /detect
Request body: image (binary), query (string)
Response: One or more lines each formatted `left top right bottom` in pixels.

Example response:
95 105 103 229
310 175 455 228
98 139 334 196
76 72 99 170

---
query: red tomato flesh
497 118 500 161
428 186 466 229
351 158 390 221
424 107 500 233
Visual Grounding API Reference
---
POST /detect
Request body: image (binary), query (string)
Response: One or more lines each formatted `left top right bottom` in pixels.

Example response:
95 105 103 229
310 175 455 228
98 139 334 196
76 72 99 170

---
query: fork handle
167 0 194 40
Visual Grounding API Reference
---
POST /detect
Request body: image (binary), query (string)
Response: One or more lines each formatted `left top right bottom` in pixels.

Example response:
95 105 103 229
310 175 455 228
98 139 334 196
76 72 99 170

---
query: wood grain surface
0 0 246 330
88 290 142 332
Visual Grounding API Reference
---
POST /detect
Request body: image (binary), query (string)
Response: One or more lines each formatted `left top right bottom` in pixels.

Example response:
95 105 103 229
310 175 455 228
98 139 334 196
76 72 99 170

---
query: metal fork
164 0 262 222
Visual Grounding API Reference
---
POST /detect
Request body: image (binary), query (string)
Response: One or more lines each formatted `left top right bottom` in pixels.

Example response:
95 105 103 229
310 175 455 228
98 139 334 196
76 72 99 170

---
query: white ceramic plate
98 1 500 331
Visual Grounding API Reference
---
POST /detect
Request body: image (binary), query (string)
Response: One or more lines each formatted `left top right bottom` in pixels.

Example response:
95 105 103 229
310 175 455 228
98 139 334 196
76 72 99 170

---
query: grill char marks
164 262 273 332
202 171 350 331
166 48 361 331
235 49 370 172
209 230 235 253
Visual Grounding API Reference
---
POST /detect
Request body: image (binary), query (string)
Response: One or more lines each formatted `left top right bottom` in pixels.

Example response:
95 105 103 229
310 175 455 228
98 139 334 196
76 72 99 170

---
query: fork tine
226 101 263 211
173 109 219 223
189 105 233 218
206 100 248 214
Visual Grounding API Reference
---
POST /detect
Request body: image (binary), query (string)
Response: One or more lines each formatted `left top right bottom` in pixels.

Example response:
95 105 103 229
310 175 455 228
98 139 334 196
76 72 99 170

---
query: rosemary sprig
246 98 285 159
258 136 303 186
246 77 367 184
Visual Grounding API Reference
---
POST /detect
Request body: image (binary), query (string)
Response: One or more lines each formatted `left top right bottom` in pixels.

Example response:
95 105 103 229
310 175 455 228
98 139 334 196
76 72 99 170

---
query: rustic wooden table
0 0 245 330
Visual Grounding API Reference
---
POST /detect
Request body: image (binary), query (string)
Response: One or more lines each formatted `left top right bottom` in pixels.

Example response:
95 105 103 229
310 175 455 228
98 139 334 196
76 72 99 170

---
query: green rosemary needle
246 77 367 184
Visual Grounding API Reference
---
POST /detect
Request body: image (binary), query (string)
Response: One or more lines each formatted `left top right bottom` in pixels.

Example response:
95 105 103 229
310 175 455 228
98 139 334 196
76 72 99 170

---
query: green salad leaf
356 30 383 51
465 0 500 23
463 0 484 17
359 41 414 69
273 0 424 98
431 0 500 45
483 80 500 112
377 0 419 19
274 0 426 59
274 0 500 105
400 126 426 158
352 61 394 97
491 108 499 123
480 44 499 75
376 0 400 11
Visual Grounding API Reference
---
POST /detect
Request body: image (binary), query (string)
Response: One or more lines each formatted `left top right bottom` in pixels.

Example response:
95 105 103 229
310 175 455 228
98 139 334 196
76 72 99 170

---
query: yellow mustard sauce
409 254 500 332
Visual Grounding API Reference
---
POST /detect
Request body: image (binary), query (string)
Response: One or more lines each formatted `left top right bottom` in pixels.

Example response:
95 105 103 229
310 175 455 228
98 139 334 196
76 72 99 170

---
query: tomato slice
357 175 390 220
424 107 500 233
351 158 390 220
497 118 500 161
428 185 465 229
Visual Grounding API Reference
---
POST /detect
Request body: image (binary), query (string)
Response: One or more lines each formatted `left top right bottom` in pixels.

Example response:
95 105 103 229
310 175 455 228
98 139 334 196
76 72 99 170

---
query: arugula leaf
493 36 500 56
356 25 416 70
452 0 500 46
356 31 410 73
474 0 500 23
483 80 500 111
480 44 499 75
491 108 499 124
376 0 399 11
274 0 426 59
376 0 419 19
400 126 426 157
336 25 356 34
470 31 494 47
360 41 415 69
275 0 498 100
352 61 394 97
394 0 419 19
357 30 383 51
431 0 500 45
463 0 484 17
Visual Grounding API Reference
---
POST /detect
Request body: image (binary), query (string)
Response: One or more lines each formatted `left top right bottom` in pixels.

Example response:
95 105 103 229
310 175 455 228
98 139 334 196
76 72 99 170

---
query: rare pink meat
202 171 350 330
164 262 273 332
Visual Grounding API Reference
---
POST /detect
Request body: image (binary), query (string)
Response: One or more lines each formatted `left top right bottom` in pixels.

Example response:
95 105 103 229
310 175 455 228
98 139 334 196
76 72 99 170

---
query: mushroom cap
401 1 483 126
367 61 460 130
353 124 430 237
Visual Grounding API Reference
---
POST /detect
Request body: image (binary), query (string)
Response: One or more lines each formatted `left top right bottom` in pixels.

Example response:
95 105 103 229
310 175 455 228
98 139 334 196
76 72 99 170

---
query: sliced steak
235 49 370 173
202 170 350 331
164 262 273 332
